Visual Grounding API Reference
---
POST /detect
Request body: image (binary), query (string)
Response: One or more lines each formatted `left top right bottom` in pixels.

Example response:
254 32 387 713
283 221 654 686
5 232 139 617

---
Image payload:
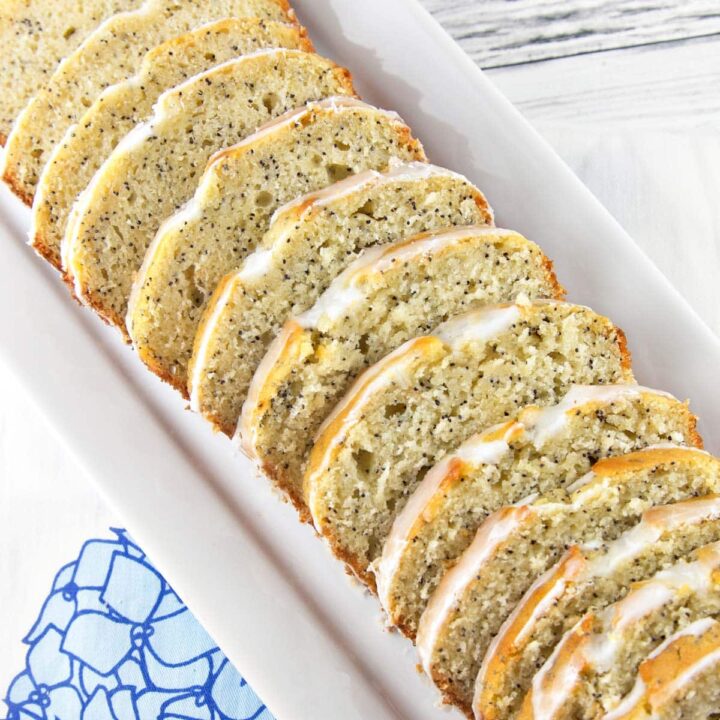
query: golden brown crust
240 320 308 431
320 522 378 590
305 302 633 591
295 25 315 54
614 325 634 375
592 446 712 478
66 276 132 344
273 0 298 24
687 406 704 449
32 232 63 271
639 621 720 705
69 56 361 341
304 336 444 495
477 546 586 720
0 131 6 147
187 272 236 406
515 613 594 720
205 92 417 179
428 669 477 719
409 458 468 532
136 344 190 398
260 457 313 524
542 254 567 300
236 324 324 507
2 166 34 206
332 64 359 100
472 189 495 226
608 620 720 719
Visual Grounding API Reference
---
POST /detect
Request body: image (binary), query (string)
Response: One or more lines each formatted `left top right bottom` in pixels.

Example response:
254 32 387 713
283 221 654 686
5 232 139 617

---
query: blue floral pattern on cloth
4 529 275 720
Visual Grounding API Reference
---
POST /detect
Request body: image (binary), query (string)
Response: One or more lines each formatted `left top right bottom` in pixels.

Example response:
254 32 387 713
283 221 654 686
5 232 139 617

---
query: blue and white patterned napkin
4 529 275 720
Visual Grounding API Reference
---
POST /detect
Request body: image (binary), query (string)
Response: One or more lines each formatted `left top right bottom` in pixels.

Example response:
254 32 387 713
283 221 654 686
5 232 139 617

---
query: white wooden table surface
2 0 719 699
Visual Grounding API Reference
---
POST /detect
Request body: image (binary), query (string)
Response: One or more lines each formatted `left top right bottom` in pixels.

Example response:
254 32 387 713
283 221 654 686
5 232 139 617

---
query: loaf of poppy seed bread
0 0 143 146
63 49 356 332
477 495 720 720
596 617 720 720
190 161 493 434
2 0 296 205
241 232 565 520
416 447 720 717
32 18 312 269
517 539 720 720
375 384 701 640
128 99 426 395
300 299 630 583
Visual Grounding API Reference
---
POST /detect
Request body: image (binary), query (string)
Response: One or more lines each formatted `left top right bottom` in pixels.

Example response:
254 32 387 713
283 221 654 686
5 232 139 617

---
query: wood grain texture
487 34 720 127
421 0 720 67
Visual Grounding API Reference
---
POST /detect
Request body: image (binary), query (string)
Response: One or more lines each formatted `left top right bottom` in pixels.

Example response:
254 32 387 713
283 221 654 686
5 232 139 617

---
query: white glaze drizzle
585 521 665 579
653 644 720 712
602 675 649 720
434 304 523 347
375 421 520 611
379 382 682 620
416 505 528 674
305 339 420 519
580 493 720 580
530 614 588 720
532 547 720 720
455 437 514 466
496 468 718 718
475 498 720 719
241 160 479 284
205 95 398 172
236 246 274 281
189 275 239 414
651 616 718 658
476 548 584 712
163 96 402 386
420 444 715 689
603 618 720 719
527 384 673 449
268 158 463 225
296 227 519 330
239 319 297 455
374 452 460 608
611 542 720 630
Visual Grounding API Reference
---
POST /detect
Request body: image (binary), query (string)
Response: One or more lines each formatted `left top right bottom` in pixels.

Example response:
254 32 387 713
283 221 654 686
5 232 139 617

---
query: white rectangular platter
1 1 718 718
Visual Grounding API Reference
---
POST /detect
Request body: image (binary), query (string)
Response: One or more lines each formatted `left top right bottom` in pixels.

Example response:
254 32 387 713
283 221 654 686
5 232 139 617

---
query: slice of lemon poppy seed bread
2 0 296 204
597 617 720 720
32 18 313 269
189 162 492 433
128 99 426 393
477 495 720 720
518 540 720 720
416 447 720 717
0 0 143 145
300 299 630 583
63 49 356 332
240 231 566 520
375 384 701 639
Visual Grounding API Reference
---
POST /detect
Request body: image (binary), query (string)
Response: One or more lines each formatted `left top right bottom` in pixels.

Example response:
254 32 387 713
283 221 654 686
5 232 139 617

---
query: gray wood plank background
421 0 720 127
422 0 720 67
